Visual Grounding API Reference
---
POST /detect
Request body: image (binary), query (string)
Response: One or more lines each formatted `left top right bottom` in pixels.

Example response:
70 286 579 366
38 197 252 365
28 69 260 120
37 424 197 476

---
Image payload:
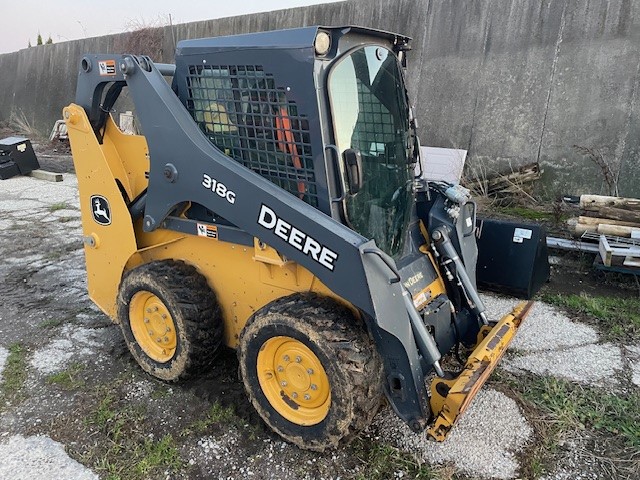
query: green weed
181 401 241 436
352 438 448 480
47 363 85 390
0 343 28 404
86 389 183 479
49 202 71 212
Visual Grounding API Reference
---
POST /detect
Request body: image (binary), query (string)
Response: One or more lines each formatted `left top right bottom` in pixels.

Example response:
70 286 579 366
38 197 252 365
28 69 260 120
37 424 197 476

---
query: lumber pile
568 195 640 239
567 194 640 269
463 162 542 198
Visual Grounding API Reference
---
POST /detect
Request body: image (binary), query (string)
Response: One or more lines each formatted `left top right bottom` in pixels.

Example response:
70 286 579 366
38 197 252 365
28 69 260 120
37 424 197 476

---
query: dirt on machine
64 25 533 450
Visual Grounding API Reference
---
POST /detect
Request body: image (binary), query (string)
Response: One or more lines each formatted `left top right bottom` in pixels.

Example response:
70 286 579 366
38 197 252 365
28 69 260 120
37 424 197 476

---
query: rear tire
238 294 383 451
117 260 223 381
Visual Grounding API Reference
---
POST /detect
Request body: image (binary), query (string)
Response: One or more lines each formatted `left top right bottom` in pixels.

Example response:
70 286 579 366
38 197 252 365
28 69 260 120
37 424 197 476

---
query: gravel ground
1 172 637 479
372 388 533 479
0 435 97 480
482 294 626 387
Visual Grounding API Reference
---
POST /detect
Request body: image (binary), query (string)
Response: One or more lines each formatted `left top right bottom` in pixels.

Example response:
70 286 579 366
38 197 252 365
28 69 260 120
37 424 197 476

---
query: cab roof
176 25 411 55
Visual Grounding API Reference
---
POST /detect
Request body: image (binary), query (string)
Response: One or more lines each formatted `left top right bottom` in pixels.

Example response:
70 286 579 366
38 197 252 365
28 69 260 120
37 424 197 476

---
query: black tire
117 260 223 381
238 294 384 451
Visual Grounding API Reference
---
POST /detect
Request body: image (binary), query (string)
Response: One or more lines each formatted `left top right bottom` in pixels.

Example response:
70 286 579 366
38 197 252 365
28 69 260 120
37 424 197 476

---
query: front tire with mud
117 260 223 381
238 294 383 451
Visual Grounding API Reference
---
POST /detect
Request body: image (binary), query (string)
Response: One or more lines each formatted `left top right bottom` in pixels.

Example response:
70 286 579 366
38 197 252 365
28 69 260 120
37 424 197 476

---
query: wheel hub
257 336 330 425
129 291 177 363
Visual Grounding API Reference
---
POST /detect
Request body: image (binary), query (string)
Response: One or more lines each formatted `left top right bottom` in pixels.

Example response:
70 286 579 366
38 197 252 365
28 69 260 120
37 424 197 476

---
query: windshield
328 45 413 258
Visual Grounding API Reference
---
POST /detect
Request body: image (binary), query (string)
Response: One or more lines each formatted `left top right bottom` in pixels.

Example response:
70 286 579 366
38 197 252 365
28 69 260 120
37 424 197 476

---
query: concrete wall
1 0 638 196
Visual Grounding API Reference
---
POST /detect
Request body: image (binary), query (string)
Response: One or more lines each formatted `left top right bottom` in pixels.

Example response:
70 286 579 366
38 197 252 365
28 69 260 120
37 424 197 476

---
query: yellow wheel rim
257 336 331 426
129 291 177 363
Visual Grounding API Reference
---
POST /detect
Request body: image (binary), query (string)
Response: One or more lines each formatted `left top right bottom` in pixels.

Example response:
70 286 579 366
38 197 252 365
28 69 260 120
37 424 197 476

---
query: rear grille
185 64 318 207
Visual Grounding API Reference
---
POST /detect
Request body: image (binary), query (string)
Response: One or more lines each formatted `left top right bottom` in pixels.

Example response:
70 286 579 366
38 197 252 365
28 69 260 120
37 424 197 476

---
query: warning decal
98 60 117 76
197 223 218 239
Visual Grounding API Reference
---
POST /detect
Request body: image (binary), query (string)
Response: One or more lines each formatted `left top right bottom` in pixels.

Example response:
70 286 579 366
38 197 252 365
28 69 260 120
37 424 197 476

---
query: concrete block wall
0 0 638 196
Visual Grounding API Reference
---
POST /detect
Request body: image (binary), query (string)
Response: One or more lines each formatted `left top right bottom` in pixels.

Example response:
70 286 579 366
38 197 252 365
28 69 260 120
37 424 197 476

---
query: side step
427 301 534 441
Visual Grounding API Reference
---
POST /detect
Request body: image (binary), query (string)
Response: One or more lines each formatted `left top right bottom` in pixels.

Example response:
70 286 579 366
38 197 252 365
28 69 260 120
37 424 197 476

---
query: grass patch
181 401 243 437
352 438 450 480
521 377 640 448
497 206 552 221
541 292 640 341
0 343 28 405
493 371 640 478
47 363 85 390
39 317 66 329
83 387 183 479
49 202 71 212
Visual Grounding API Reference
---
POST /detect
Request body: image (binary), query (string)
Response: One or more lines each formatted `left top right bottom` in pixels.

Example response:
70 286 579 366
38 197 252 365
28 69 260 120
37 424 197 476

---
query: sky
0 0 343 54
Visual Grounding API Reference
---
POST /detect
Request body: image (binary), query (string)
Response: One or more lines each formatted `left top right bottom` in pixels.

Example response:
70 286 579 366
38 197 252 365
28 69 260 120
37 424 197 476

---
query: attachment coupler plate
427 301 534 441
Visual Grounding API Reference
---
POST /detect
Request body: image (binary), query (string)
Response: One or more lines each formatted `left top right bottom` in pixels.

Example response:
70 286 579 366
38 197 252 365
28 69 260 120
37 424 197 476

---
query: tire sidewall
241 317 353 448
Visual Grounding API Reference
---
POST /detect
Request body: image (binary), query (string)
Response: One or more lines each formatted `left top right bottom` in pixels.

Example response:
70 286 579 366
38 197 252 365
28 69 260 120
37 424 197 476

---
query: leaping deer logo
90 195 111 225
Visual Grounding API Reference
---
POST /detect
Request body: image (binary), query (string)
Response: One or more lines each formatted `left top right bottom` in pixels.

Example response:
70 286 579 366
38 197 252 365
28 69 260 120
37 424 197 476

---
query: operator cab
173 26 416 260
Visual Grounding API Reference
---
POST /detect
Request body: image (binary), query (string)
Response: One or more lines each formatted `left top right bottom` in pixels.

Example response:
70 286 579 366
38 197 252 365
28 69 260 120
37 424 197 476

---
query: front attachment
427 301 534 441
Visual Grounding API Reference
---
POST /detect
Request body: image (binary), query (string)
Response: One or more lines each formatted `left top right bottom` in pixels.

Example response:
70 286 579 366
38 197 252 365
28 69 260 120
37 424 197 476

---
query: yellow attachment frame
427 301 534 441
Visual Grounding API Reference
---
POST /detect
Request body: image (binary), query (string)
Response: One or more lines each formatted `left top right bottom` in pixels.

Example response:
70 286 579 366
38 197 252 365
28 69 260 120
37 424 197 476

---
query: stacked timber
567 195 640 269
568 195 640 238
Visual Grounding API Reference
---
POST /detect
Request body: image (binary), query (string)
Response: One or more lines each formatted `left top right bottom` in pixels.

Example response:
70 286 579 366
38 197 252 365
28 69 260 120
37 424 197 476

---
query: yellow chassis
428 301 534 441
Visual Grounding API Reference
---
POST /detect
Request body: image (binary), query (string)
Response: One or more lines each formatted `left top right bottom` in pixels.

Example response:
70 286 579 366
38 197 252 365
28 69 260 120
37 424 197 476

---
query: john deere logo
90 195 111 225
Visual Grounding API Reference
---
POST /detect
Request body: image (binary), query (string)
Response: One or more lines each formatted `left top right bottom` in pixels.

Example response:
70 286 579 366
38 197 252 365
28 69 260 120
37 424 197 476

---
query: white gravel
483 294 624 387
481 295 598 352
30 325 101 374
0 435 97 480
372 389 532 479
0 346 9 377
508 303 599 352
505 343 623 386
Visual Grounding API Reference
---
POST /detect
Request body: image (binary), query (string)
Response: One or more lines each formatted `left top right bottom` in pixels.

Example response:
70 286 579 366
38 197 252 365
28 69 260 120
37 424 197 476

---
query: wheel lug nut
162 314 167 319
307 368 313 375
146 308 152 313
281 381 287 387
156 337 162 343
304 394 311 400
310 384 317 391
292 392 298 399
295 356 301 363
277 366 284 372
164 336 169 342
283 355 290 362
154 306 159 312
148 330 154 335
144 318 150 323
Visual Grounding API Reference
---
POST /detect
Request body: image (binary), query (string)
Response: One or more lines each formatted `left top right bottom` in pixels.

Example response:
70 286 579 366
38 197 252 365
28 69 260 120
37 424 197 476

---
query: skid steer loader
65 25 533 450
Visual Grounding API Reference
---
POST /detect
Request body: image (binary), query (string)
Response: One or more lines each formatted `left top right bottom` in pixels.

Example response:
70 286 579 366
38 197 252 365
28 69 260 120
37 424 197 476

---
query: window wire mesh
186 65 317 207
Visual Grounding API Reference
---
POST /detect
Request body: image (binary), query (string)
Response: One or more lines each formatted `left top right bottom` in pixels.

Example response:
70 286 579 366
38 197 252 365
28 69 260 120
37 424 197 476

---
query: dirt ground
0 139 638 479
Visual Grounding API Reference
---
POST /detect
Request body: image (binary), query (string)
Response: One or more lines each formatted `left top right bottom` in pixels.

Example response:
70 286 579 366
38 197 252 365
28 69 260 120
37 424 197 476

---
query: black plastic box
475 218 550 299
0 137 40 179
